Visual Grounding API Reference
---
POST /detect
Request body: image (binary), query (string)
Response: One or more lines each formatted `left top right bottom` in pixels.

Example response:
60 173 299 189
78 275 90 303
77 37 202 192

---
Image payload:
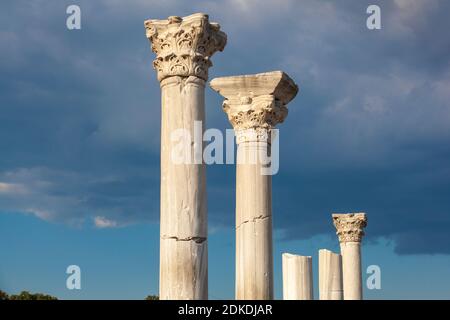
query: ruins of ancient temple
145 12 367 301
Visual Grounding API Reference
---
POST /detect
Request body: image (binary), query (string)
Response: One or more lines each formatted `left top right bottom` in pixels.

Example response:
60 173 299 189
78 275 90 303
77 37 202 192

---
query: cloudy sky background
1 0 450 299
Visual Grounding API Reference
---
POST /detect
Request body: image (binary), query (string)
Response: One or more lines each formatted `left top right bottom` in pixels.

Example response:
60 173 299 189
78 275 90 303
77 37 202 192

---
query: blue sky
1 0 450 299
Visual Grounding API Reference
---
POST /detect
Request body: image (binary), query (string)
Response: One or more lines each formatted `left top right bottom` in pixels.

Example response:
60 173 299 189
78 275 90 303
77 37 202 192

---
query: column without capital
332 213 367 300
282 253 313 300
318 249 343 300
144 13 226 300
210 71 298 299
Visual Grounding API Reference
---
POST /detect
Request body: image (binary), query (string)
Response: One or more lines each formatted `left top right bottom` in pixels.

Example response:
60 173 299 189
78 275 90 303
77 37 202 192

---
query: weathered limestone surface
319 249 343 300
210 71 298 300
145 13 226 300
333 213 367 300
282 253 313 300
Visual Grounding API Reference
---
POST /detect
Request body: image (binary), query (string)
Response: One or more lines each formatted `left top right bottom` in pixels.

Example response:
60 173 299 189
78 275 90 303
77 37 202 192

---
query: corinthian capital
210 71 298 143
144 13 227 82
332 213 367 243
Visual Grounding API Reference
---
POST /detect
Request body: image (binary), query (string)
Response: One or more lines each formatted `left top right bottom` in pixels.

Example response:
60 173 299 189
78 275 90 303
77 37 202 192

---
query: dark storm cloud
1 0 449 253
266 0 450 254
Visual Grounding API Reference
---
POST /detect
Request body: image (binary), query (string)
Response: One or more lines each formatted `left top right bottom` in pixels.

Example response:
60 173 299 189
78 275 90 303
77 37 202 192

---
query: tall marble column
332 213 367 300
318 249 343 300
145 13 226 300
210 71 298 299
282 253 313 300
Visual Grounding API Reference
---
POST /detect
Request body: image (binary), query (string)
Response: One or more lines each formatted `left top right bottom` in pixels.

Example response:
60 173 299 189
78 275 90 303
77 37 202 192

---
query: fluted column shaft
159 76 207 299
340 242 362 300
145 13 226 300
235 139 273 299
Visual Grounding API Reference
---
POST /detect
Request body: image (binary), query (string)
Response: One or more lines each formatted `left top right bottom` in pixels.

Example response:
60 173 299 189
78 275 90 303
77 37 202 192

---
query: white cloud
26 208 54 221
0 182 27 194
94 216 118 228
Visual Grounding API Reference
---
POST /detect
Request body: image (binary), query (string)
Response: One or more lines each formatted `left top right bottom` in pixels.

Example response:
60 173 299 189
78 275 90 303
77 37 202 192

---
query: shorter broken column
333 213 367 300
282 253 313 300
318 249 343 300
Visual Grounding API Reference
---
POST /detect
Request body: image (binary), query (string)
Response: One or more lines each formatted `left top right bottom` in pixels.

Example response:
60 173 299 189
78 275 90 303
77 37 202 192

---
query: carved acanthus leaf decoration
332 213 367 243
223 95 288 143
145 13 227 81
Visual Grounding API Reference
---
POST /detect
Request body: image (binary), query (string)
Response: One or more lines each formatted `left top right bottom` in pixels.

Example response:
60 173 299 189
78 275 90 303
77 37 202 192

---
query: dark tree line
0 290 57 300
1 289 159 300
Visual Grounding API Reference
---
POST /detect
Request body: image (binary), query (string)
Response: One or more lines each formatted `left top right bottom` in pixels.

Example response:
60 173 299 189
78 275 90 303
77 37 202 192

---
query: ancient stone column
144 13 226 300
318 249 343 300
282 253 313 300
210 71 298 299
332 213 367 300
